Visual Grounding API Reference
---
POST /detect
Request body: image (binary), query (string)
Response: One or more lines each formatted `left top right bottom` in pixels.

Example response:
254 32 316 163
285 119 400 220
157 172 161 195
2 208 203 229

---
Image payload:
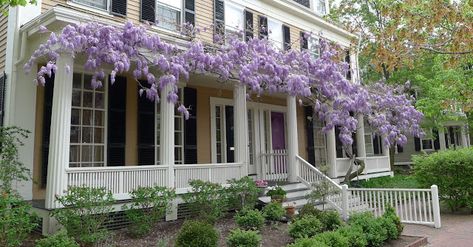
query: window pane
95 92 104 109
81 145 93 162
83 75 93 89
82 110 93 126
70 126 80 143
70 145 80 162
94 146 104 162
83 92 93 107
73 73 82 89
72 90 81 107
82 127 93 143
94 128 104 143
71 109 80 125
157 4 181 31
94 111 104 126
73 0 107 10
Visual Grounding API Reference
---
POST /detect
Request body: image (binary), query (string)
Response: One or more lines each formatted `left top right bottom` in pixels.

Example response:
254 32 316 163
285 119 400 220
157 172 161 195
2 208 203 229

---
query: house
1 0 392 233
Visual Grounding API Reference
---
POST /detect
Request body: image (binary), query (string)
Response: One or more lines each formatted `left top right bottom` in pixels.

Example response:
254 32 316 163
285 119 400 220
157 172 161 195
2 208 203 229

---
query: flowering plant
266 185 286 199
255 180 268 188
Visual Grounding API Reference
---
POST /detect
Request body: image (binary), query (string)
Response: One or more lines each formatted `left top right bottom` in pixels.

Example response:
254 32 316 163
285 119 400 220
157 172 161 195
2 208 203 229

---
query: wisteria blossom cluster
24 21 423 147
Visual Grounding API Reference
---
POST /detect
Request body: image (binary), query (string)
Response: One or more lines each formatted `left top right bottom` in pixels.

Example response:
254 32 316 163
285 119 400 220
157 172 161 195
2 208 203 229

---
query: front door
271 112 286 150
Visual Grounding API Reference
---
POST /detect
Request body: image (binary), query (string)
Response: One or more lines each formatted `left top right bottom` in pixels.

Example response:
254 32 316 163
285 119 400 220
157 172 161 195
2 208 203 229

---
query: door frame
209 97 287 176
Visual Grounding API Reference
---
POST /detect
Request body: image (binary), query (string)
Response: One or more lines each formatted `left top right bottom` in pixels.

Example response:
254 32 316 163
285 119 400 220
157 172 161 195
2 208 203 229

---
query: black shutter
373 135 380 155
184 0 195 26
433 129 440 150
258 16 268 39
352 133 357 157
41 74 54 188
244 10 253 41
111 0 127 16
300 31 308 50
141 0 155 23
137 83 156 165
283 25 291 51
335 127 343 158
225 106 234 163
214 0 225 40
445 132 449 148
345 50 352 80
414 137 421 151
107 76 127 166
0 72 6 127
304 106 315 166
184 87 197 164
396 144 403 153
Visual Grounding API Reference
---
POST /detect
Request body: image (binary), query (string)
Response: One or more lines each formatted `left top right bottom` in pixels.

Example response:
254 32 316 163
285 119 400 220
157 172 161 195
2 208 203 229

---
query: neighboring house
2 0 392 233
394 121 470 167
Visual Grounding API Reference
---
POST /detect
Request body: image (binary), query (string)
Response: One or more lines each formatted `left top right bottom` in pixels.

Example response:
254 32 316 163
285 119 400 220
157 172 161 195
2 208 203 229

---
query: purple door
271 112 286 150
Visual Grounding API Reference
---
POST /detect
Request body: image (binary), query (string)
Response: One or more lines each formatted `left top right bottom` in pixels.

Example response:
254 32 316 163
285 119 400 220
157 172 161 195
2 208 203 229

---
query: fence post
431 185 441 228
341 184 349 221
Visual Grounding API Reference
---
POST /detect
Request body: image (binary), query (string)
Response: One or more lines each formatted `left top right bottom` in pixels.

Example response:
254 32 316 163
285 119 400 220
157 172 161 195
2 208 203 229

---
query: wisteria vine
24 21 423 148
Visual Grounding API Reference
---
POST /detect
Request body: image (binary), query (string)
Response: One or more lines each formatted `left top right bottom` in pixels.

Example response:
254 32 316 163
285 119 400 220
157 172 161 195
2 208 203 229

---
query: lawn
354 174 422 189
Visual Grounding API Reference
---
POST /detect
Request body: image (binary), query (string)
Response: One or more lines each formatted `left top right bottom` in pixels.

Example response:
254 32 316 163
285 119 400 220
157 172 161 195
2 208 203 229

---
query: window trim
69 72 109 168
421 129 435 151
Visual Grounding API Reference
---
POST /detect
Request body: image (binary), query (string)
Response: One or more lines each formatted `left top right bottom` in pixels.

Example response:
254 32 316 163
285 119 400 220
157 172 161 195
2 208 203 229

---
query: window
313 119 327 166
365 133 374 155
268 19 283 49
315 0 327 15
421 132 434 151
73 0 108 10
70 73 107 167
214 0 225 40
283 25 291 51
244 10 254 41
215 105 225 163
308 37 320 58
156 0 182 31
292 0 310 8
224 2 244 38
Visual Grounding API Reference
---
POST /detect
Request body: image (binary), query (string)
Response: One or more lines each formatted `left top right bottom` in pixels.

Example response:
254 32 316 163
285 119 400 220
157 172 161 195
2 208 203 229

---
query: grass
354 174 422 189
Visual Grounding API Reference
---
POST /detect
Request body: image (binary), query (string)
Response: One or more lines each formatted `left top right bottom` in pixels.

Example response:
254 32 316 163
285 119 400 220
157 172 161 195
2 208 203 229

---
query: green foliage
306 171 337 210
122 186 176 237
313 231 349 247
297 204 322 219
226 176 260 210
226 229 262 247
357 174 420 189
0 193 38 247
52 186 114 246
318 210 343 231
182 180 227 224
175 220 219 247
288 215 323 239
0 127 31 194
262 202 285 221
414 148 473 211
336 226 368 247
0 0 36 9
234 208 265 230
286 238 329 247
381 206 402 240
266 185 286 200
35 230 79 247
348 212 388 247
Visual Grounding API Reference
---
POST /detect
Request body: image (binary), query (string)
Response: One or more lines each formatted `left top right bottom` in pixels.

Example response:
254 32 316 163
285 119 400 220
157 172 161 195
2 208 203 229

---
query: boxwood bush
414 148 473 211
288 215 323 239
226 229 262 247
336 225 368 247
35 230 79 247
287 238 329 247
262 202 285 221
348 212 387 247
313 231 349 247
318 210 343 231
234 208 265 230
175 220 219 247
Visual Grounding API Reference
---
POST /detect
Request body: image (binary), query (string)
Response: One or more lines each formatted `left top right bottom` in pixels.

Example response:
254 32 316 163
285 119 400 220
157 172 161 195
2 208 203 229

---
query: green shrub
227 177 260 210
52 186 114 246
234 208 265 230
383 206 403 238
297 204 321 219
288 215 323 239
286 238 329 247
175 220 219 247
318 210 343 231
0 193 38 247
348 212 387 247
262 202 285 221
35 230 79 247
122 186 176 237
336 226 367 247
414 148 473 211
313 231 349 247
226 229 262 247
182 180 227 224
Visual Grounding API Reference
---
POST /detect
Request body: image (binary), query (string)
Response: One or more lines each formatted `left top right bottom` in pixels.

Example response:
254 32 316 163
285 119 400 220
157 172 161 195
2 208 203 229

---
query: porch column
356 115 367 158
326 127 337 178
460 125 469 147
45 53 73 209
287 96 299 182
233 83 248 176
160 83 177 221
438 127 447 150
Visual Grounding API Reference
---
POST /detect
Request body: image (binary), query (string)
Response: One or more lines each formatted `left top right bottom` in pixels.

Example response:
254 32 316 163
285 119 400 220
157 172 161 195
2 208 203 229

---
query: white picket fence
296 155 441 228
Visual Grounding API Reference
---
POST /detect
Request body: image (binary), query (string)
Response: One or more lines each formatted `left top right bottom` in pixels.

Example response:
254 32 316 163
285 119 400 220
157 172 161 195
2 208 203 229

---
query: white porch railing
65 163 244 199
296 155 344 211
174 163 244 193
345 186 441 228
261 149 288 182
335 156 390 177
